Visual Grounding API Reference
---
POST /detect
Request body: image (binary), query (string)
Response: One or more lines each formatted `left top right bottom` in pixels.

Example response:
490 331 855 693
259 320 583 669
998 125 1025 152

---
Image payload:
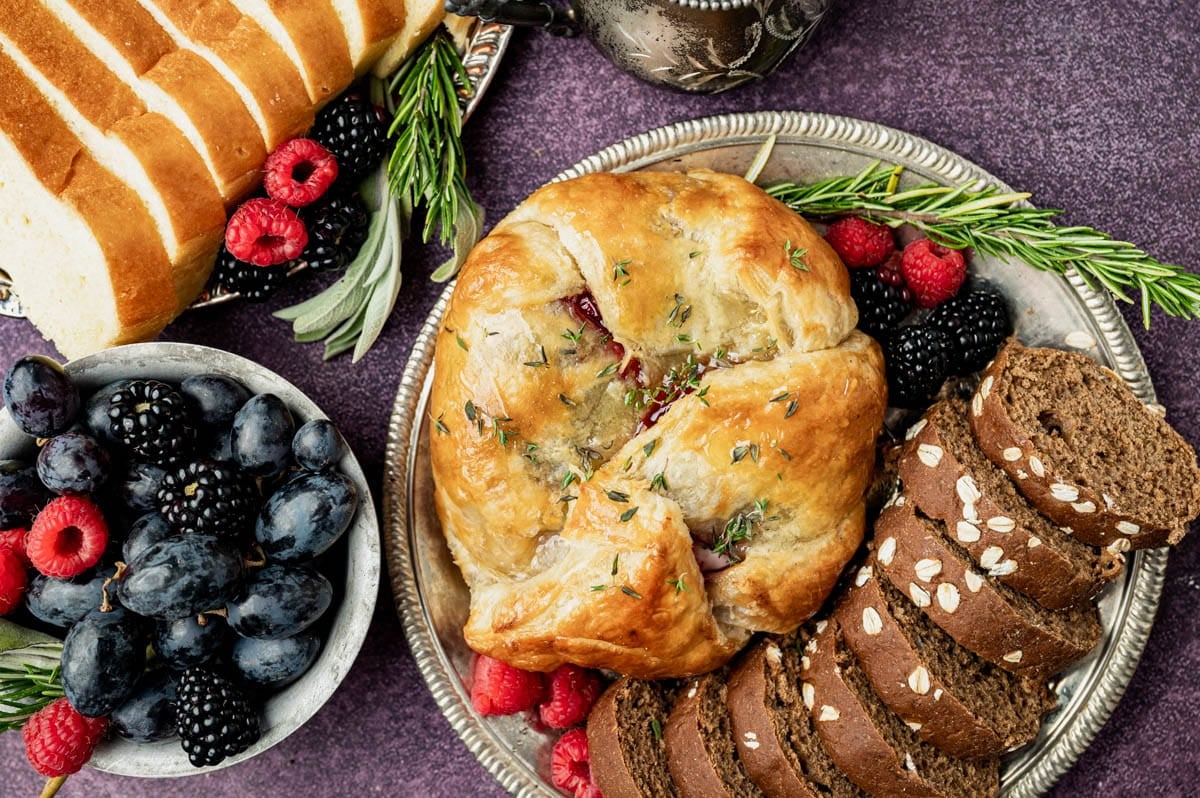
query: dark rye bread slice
588 677 680 798
835 561 1054 759
726 630 868 798
801 619 999 798
875 498 1101 680
900 398 1121 609
970 341 1200 549
665 669 765 798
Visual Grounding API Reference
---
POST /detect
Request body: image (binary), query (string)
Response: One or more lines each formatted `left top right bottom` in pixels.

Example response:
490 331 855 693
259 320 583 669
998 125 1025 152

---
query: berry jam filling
636 355 710 434
563 292 643 383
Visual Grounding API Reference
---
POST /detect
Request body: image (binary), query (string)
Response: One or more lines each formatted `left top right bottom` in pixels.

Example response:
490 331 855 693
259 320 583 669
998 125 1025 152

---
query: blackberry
850 267 912 338
299 191 369 271
927 288 1013 375
308 91 388 183
211 245 288 302
176 667 260 767
882 325 951 409
108 380 195 465
158 459 258 538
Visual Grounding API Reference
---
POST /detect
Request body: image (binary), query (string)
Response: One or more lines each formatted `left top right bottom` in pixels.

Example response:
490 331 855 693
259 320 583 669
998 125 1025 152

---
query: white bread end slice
136 0 315 150
0 58 178 358
226 0 354 104
370 0 448 78
328 0 404 71
48 0 267 200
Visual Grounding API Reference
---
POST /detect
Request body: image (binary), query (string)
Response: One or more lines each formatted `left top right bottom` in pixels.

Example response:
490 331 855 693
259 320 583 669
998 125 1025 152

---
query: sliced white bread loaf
0 55 179 355
225 0 354 104
1 5 225 310
330 0 405 70
875 498 1102 680
45 0 267 200
970 341 1200 549
371 0 447 76
134 0 315 149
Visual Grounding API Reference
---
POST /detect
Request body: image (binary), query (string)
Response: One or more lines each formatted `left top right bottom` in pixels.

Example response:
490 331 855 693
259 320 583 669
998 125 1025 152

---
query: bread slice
875 498 1101 680
0 55 178 356
1 5 224 310
134 0 315 149
802 619 1000 797
970 341 1200 549
900 399 1121 609
370 0 447 77
45 0 267 200
726 631 869 798
225 0 354 103
836 560 1053 759
664 669 765 798
329 0 405 70
588 677 681 798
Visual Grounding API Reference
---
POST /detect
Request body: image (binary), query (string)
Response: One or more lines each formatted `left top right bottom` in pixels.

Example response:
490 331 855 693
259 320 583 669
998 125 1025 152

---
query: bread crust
229 0 355 103
899 400 1117 609
835 562 1048 759
430 171 884 677
970 341 1200 549
587 678 679 798
874 498 1100 680
664 672 761 798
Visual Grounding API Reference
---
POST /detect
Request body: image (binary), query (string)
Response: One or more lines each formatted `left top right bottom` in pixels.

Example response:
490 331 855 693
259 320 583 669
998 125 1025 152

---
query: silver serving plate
383 111 1167 798
0 21 512 318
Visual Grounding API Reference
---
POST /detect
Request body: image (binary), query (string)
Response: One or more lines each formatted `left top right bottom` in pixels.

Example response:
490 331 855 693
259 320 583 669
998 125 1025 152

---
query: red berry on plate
22 697 108 778
0 546 27 615
539 664 603 729
550 728 596 797
824 216 896 269
225 198 308 267
0 526 29 566
263 138 339 208
900 238 967 308
575 784 603 798
469 654 546 716
26 496 109 578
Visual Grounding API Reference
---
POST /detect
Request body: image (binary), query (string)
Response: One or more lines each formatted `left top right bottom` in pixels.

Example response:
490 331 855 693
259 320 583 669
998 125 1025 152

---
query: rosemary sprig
0 620 64 733
766 162 1200 327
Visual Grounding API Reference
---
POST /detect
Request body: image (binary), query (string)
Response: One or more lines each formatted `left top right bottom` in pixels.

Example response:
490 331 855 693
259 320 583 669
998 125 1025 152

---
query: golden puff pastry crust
429 170 886 678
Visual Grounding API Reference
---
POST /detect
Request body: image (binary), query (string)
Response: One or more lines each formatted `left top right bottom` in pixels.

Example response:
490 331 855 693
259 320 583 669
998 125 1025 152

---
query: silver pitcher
445 0 833 94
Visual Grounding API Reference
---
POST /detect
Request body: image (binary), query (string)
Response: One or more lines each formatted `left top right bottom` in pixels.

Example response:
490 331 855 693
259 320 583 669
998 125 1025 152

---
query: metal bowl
0 342 380 777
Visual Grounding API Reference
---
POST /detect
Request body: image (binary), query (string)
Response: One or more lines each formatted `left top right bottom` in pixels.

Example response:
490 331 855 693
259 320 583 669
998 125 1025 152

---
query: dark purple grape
181 374 251 429
207 426 234 462
3 355 80 437
291 419 346 472
83 380 133 444
154 614 232 669
255 471 358 562
114 462 168 513
111 669 177 743
231 394 295 477
36 431 111 495
226 564 332 639
122 513 173 563
61 607 147 717
0 460 51 527
230 633 320 689
118 535 244 620
25 566 115 628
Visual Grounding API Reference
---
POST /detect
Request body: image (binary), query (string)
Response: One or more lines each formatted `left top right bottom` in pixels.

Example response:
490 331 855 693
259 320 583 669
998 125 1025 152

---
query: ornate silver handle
444 0 581 37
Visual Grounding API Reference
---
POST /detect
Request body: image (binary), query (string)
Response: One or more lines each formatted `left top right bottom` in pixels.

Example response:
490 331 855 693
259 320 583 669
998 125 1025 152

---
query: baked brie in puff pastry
429 170 886 678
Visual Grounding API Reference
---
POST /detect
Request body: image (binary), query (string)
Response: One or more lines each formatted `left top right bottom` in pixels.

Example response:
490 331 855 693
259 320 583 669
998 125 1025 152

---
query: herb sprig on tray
766 163 1200 327
0 619 64 734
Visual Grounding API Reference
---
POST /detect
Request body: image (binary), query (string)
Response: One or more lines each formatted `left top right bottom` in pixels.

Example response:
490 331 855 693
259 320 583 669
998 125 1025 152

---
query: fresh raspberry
0 547 26 615
22 697 109 777
469 654 546 716
539 665 604 729
26 496 109 578
224 198 308 267
576 785 603 798
263 138 339 208
0 527 29 566
900 238 967 308
550 728 597 797
824 216 896 269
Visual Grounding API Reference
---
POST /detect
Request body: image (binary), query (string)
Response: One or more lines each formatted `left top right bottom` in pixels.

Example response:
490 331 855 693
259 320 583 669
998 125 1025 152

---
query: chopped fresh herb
562 471 578 490
712 500 769 562
456 334 468 351
785 239 810 271
606 489 630 503
770 391 791 403
666 575 689 593
522 442 539 463
688 251 702 259
731 445 749 464
697 385 710 406
622 456 634 472
650 472 668 492
562 324 585 343
619 506 639 522
493 420 514 447
485 329 499 337
755 498 769 514
676 333 699 347
591 584 607 592
643 439 658 458
778 447 792 460
651 718 663 739
620 585 642 599
523 345 549 368
611 554 620 576
612 259 631 282
597 362 618 379
749 443 760 463
464 400 477 421
667 294 693 328
785 399 799 419
432 413 449 435
559 495 577 503
558 393 576 406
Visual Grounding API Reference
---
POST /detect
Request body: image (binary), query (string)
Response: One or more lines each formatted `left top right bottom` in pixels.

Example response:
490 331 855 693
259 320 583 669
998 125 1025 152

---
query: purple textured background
2 0 1199 795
